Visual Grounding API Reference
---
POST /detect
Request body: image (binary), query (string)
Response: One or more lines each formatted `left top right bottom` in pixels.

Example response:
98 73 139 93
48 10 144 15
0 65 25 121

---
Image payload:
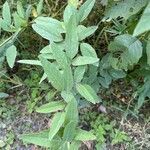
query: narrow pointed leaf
2 2 11 25
65 14 79 59
51 42 68 68
36 101 66 113
133 2 150 36
63 65 74 91
76 83 100 104
65 98 78 124
78 0 95 22
6 45 17 68
78 25 98 41
18 60 41 66
40 57 64 91
63 121 76 141
20 130 51 147
74 66 86 83
49 112 66 141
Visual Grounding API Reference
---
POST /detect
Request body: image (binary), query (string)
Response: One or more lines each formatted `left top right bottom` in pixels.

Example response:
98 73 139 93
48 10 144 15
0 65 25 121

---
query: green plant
19 0 100 148
102 0 150 109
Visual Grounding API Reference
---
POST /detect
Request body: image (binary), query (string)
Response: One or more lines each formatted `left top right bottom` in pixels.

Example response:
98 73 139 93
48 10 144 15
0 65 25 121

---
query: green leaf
0 92 9 98
146 40 150 65
51 42 68 68
63 121 76 141
133 2 150 36
78 25 98 41
63 5 77 23
74 66 86 83
36 101 66 113
80 43 97 58
13 12 27 28
63 65 74 91
61 91 75 103
20 130 61 148
70 141 81 150
2 1 11 25
76 83 100 104
103 0 148 21
18 60 41 66
78 0 96 22
49 112 66 141
6 45 17 68
32 17 64 42
65 14 79 59
40 45 52 54
37 0 44 15
17 1 25 18
0 140 5 148
40 57 64 91
75 129 96 141
39 73 47 84
108 34 143 70
65 98 78 124
72 56 99 66
68 0 79 8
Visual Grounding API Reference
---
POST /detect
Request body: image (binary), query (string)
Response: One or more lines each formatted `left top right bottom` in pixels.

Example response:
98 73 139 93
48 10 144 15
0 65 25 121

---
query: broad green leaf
37 0 44 15
65 14 79 59
49 112 66 141
108 34 143 70
34 17 64 33
72 56 99 66
51 42 68 68
133 2 150 36
2 2 11 25
40 57 64 91
75 129 96 141
17 1 25 18
78 25 98 41
76 83 100 104
32 23 63 42
74 66 86 83
6 45 17 68
36 101 66 113
146 40 150 65
20 130 62 148
80 43 97 58
61 91 75 103
32 17 64 42
0 92 9 98
78 0 96 22
63 121 76 141
65 98 78 124
103 0 148 21
63 65 74 91
18 60 41 66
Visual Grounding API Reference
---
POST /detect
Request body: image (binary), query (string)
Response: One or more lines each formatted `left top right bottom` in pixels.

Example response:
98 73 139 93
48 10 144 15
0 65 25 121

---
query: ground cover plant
0 0 150 149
